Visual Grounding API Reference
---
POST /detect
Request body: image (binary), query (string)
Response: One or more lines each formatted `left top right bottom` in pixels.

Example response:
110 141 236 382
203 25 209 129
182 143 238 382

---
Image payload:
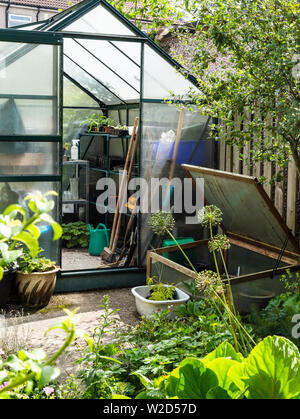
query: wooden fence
217 114 300 241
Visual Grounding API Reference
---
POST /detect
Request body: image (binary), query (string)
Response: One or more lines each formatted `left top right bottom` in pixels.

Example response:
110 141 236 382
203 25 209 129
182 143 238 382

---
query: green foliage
109 0 185 38
183 0 300 177
80 114 107 132
62 221 90 249
0 191 62 279
0 310 77 399
76 299 234 399
120 336 300 399
18 248 56 274
248 271 300 346
147 277 176 301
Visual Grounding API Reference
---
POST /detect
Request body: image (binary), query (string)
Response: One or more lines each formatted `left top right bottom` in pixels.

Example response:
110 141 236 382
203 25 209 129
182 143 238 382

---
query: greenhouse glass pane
64 55 122 105
0 42 58 96
0 99 58 136
0 142 59 175
112 41 140 65
64 39 138 102
63 77 99 107
139 103 214 263
0 181 60 262
62 4 137 36
0 42 60 135
63 108 103 143
76 39 141 93
143 45 199 99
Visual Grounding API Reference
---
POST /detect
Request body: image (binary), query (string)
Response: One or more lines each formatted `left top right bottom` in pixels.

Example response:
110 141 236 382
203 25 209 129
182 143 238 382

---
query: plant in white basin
131 277 189 319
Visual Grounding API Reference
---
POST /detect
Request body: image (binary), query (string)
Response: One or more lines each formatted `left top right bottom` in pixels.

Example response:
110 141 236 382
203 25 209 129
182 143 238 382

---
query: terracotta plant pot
0 268 17 308
16 266 60 308
104 126 114 134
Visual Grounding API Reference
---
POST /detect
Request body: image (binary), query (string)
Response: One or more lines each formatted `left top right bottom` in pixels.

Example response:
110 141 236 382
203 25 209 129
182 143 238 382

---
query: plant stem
45 325 76 366
0 372 35 394
166 230 198 275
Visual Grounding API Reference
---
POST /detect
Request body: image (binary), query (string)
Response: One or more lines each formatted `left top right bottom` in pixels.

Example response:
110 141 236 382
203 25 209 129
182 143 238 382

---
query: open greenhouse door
0 29 63 264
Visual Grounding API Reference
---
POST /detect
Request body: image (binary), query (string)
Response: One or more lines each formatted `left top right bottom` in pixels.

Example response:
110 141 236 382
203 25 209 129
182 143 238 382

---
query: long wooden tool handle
109 117 139 249
169 107 185 182
111 122 140 253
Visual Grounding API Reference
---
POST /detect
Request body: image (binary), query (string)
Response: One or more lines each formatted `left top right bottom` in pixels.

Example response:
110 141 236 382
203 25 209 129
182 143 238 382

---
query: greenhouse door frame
59 32 145 291
0 28 64 266
0 28 145 291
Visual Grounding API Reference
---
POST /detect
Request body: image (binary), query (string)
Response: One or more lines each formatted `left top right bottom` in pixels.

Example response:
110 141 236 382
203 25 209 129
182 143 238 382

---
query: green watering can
88 223 110 256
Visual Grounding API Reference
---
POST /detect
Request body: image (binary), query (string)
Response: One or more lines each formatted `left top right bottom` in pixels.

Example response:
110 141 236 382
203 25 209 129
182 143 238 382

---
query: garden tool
140 108 185 262
100 117 139 262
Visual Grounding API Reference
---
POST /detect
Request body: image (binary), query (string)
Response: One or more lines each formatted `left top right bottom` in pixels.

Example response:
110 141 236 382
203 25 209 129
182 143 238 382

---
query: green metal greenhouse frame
0 0 210 292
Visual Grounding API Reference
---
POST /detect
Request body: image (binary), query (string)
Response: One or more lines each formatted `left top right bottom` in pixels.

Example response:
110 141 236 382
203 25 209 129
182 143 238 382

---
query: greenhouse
0 0 215 291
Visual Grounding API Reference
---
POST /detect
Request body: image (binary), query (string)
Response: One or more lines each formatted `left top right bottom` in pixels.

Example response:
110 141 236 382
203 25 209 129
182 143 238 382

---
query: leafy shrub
62 221 90 248
0 310 77 399
248 271 300 347
18 248 56 274
147 277 176 301
76 298 235 398
0 191 62 278
114 336 300 399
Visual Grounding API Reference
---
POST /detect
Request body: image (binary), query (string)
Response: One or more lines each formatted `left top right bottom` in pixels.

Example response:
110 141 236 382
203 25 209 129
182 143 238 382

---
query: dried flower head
148 211 175 236
195 269 224 299
197 205 223 227
208 234 231 253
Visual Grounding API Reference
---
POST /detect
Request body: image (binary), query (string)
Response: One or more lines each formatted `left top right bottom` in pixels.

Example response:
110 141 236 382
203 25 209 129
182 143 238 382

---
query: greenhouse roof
11 0 200 107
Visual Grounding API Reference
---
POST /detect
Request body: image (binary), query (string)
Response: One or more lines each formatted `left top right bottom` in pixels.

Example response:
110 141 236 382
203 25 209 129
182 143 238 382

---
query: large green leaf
39 365 60 388
230 336 300 399
165 357 218 399
3 204 26 222
204 358 240 395
38 214 63 241
11 231 39 257
206 386 231 399
203 341 244 363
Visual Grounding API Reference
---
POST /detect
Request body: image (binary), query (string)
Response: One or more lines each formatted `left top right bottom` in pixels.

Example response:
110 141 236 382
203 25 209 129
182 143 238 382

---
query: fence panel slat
287 158 297 235
263 113 272 196
232 113 241 174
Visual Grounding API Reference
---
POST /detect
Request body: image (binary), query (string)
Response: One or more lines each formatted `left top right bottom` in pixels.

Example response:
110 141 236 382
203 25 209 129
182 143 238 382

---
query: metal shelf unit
63 159 90 224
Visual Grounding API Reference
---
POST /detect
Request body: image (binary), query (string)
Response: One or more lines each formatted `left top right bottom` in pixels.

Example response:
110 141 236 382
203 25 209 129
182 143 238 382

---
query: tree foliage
112 0 300 179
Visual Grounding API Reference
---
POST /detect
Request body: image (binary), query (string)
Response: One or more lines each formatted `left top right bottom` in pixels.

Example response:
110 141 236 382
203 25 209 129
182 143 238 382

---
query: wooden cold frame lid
182 164 300 255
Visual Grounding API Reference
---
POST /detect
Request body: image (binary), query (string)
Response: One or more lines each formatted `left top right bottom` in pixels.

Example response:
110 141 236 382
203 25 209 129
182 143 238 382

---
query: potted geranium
16 249 60 308
0 191 62 307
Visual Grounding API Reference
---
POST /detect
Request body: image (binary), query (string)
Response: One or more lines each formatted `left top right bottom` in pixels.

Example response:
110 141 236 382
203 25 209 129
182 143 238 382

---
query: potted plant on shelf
80 114 107 133
113 124 129 136
131 277 190 318
16 248 60 308
103 118 116 134
0 190 62 308
63 142 71 161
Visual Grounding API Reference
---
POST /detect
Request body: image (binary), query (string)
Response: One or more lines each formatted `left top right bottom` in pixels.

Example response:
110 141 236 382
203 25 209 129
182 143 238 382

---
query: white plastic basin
131 285 190 318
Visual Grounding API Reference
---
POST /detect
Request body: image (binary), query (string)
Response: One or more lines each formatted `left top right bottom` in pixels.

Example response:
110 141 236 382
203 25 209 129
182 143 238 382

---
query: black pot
0 268 17 308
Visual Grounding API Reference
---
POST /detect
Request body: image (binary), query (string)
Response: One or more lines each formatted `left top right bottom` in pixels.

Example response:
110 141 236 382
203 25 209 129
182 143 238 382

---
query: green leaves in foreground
129 336 300 399
0 191 62 280
0 310 78 399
